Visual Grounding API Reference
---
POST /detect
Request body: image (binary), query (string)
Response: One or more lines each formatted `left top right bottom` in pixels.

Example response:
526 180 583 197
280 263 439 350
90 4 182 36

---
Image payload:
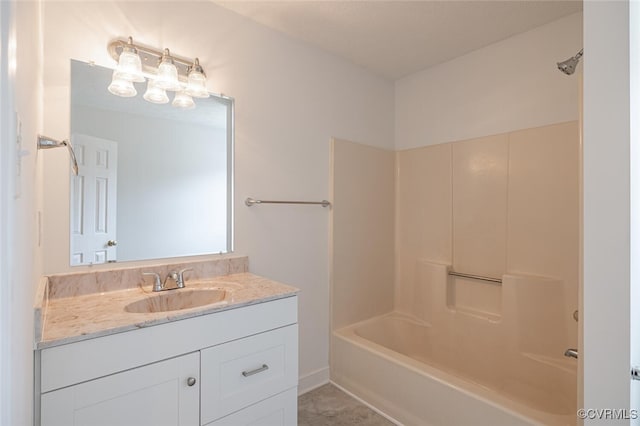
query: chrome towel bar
448 270 502 284
245 197 331 208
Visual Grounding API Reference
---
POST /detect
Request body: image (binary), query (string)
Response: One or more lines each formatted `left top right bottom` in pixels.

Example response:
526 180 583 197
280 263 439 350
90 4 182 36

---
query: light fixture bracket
107 37 203 82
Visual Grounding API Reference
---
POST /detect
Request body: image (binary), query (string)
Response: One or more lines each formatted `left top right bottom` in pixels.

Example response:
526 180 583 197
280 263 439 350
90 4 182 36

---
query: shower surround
330 121 579 425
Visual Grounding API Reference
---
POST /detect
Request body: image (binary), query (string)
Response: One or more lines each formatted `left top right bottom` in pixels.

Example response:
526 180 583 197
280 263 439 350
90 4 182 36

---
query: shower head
557 49 583 75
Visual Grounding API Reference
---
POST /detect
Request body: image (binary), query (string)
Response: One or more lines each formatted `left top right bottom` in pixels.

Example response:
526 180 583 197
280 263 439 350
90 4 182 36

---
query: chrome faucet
142 268 193 292
564 348 578 359
142 272 164 292
169 268 193 289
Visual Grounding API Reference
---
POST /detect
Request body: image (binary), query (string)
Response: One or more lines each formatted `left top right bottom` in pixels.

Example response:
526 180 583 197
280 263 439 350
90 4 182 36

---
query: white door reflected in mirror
70 135 118 266
69 60 233 266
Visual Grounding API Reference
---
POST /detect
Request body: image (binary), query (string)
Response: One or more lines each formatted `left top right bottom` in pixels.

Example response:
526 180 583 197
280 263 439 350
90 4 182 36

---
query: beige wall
332 121 579 353
396 121 580 345
395 143 452 313
330 139 395 330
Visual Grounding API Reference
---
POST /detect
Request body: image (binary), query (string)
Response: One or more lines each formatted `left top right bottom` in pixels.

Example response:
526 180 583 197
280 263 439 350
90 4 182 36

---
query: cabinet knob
107 240 118 247
187 377 196 387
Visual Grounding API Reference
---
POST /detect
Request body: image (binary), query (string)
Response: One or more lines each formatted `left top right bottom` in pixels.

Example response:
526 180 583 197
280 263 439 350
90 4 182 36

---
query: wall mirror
69 60 233 266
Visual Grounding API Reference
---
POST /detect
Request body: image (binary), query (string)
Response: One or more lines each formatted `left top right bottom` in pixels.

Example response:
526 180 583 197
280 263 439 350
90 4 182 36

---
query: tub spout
564 348 578 359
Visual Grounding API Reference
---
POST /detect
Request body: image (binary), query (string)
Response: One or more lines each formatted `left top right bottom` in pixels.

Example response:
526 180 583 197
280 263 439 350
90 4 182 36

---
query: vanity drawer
200 324 298 424
203 388 297 426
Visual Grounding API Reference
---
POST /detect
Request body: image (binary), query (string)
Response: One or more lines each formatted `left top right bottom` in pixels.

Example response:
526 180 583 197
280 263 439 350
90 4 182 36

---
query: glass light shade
143 79 169 104
114 48 145 83
172 91 195 109
155 55 181 91
185 70 209 98
108 72 137 97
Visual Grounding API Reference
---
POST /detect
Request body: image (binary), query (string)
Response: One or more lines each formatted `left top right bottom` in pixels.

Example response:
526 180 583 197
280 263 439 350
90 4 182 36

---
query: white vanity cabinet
36 296 298 426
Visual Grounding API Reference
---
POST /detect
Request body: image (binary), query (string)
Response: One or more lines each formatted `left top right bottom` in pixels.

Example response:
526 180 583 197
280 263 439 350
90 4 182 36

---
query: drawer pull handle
242 364 269 377
187 377 197 387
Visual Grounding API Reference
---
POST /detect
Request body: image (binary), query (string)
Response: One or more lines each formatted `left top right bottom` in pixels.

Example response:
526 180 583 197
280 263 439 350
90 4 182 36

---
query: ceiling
214 0 583 80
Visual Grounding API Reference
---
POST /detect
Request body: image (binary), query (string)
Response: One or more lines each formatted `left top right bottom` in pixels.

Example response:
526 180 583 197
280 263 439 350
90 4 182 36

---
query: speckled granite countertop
35 259 298 350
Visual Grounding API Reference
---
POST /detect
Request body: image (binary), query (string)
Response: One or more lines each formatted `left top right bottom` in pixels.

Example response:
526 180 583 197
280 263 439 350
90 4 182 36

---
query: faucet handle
176 268 193 289
142 272 163 292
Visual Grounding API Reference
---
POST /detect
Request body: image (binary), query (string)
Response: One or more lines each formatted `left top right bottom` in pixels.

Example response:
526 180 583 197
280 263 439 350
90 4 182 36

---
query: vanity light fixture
185 58 209 99
143 79 169 104
107 36 210 108
108 70 137 97
112 37 145 83
172 90 195 109
155 49 181 91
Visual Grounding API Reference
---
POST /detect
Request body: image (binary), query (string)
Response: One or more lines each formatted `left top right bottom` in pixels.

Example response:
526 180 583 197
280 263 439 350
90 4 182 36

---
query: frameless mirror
69 60 233 266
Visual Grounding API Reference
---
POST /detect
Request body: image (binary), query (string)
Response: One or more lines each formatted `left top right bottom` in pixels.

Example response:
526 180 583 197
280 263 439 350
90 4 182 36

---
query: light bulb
155 49 181 91
185 58 209 99
108 71 137 97
172 91 195 109
114 38 144 82
115 50 144 83
143 79 169 104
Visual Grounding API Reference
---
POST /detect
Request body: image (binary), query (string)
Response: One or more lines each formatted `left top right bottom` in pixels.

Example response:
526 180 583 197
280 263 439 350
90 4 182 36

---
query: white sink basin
124 289 228 314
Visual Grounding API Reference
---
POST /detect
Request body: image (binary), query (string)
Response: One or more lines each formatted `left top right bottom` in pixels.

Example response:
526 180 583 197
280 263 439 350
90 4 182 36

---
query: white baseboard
297 367 330 395
330 380 403 425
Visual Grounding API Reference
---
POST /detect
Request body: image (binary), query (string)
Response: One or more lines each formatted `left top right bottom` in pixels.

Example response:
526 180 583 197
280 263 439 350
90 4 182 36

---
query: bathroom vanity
33 57 301 425
33 257 299 426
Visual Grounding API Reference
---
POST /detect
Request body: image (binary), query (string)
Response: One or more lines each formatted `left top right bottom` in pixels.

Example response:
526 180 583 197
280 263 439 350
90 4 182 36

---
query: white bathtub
332 312 576 426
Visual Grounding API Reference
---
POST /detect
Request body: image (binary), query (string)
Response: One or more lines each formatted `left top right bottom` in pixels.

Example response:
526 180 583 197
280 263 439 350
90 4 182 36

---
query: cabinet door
204 388 297 426
41 352 199 426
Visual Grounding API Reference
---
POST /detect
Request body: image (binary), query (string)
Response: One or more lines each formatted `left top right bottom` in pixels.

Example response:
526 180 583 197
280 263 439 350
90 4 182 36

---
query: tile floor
298 383 395 425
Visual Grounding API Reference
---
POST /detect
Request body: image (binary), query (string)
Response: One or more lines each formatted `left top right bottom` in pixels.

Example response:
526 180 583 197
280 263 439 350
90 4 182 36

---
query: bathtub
332 312 577 426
